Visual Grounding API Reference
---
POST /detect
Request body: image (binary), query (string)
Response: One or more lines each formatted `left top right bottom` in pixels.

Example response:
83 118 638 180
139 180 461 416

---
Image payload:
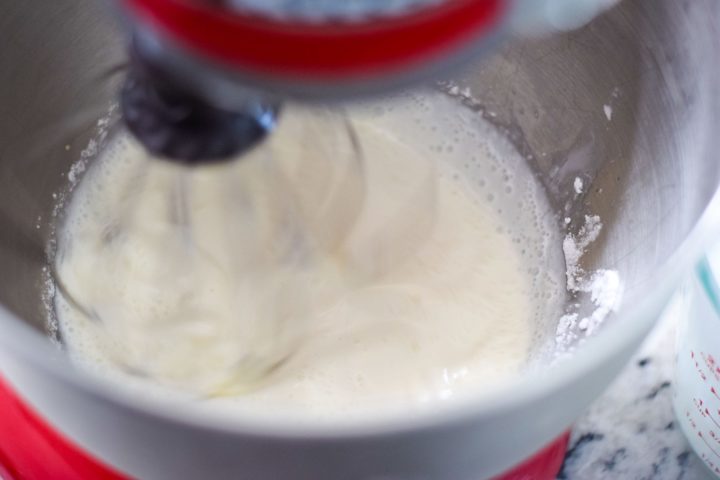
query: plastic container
674 246 720 478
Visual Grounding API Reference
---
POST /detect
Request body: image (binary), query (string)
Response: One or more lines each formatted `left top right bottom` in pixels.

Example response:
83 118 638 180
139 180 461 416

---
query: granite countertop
559 296 715 480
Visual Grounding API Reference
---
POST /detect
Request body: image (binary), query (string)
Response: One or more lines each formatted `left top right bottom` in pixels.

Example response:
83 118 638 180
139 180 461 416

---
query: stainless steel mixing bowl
0 1 719 479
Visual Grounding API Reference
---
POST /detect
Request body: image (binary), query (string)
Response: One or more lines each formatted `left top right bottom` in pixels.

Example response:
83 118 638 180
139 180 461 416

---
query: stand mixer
9 1 717 480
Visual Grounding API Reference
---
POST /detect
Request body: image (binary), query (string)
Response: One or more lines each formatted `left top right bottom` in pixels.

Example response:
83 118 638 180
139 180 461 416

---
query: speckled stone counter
559 297 715 479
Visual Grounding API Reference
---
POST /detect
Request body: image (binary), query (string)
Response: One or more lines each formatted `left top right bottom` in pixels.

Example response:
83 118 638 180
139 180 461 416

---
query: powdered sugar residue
603 104 613 121
563 214 602 291
573 177 584 195
556 313 579 346
556 214 623 353
582 269 622 335
43 103 118 342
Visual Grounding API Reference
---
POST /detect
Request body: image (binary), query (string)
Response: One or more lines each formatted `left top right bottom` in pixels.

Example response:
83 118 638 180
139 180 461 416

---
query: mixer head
117 0 508 162
115 0 620 162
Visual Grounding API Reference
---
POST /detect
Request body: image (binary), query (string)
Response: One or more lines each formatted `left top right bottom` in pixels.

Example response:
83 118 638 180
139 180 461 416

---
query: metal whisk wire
51 109 372 395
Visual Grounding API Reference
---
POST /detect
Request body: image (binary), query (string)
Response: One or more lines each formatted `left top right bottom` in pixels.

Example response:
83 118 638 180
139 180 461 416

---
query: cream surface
54 93 562 418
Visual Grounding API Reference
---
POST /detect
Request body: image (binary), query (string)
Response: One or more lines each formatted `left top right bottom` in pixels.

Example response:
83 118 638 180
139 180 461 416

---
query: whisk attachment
120 58 279 164
52 106 376 396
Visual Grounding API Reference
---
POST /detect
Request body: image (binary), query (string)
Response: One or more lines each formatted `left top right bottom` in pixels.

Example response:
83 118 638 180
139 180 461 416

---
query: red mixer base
0 376 568 480
492 431 570 480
